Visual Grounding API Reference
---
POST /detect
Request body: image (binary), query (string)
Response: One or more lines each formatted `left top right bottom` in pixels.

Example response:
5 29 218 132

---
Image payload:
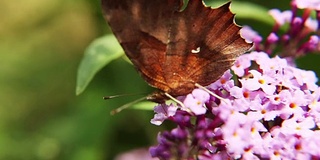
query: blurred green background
1 0 318 159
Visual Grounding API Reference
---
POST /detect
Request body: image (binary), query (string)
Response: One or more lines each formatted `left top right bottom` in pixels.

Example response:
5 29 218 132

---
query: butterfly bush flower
149 1 320 159
150 51 320 159
295 0 320 10
248 1 320 57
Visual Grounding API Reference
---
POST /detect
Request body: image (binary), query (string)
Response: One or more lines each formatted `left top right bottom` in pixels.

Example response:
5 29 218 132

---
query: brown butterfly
101 0 252 103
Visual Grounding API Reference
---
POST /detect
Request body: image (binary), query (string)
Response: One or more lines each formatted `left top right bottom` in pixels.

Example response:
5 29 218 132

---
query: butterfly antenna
110 96 146 115
103 93 145 100
195 83 228 103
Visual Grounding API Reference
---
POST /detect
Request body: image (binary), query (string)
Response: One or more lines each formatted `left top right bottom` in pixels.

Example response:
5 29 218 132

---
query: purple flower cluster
241 0 320 57
150 51 320 159
148 1 320 159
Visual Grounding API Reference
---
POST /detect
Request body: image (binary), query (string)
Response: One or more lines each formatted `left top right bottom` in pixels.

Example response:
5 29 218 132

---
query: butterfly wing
102 0 252 100
162 1 252 96
101 0 183 93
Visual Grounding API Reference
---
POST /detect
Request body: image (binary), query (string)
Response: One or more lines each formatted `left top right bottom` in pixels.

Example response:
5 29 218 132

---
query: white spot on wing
191 47 200 53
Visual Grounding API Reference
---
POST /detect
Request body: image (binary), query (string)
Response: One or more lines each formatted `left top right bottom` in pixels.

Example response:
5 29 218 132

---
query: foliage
2 0 320 159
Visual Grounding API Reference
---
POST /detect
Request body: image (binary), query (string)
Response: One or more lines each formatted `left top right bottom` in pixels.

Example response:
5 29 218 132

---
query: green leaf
231 2 273 25
76 34 124 95
206 1 274 25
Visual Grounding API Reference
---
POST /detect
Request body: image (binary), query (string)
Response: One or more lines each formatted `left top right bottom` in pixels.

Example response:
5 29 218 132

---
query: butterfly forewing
102 0 183 93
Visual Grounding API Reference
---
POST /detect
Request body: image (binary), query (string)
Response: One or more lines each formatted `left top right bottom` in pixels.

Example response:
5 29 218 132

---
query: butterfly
101 0 252 103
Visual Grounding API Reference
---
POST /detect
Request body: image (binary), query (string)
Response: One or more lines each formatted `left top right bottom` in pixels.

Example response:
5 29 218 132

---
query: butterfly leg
195 83 228 104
